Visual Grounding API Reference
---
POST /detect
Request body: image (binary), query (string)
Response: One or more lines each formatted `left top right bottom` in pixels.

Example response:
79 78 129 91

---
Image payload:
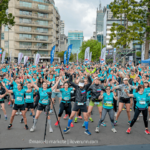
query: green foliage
79 39 105 61
56 51 74 62
106 59 113 64
0 0 15 27
136 51 141 57
109 0 144 49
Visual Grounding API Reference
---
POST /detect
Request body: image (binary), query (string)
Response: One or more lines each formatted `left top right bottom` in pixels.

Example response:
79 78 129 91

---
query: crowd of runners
0 61 150 136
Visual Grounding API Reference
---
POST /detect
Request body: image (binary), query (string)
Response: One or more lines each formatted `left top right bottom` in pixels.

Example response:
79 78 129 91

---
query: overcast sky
55 0 113 41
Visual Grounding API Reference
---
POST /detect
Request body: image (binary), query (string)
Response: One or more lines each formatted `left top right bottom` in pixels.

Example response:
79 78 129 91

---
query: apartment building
1 0 60 62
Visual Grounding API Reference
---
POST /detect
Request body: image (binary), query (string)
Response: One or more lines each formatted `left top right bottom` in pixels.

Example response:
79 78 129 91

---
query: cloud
55 0 113 40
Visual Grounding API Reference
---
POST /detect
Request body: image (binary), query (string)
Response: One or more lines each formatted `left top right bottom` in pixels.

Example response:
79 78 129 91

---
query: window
33 0 49 3
38 51 48 55
36 43 48 49
1 33 4 40
19 42 32 48
36 28 48 33
4 26 9 31
20 18 32 24
19 26 31 32
20 1 32 8
38 4 48 10
20 10 32 16
36 35 48 41
5 41 8 48
20 50 32 56
36 20 48 26
19 34 32 40
38 12 48 18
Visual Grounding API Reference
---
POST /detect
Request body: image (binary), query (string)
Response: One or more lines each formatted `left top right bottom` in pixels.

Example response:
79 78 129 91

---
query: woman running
95 86 118 133
0 82 7 120
3 82 29 130
54 82 74 127
30 77 61 132
125 85 150 134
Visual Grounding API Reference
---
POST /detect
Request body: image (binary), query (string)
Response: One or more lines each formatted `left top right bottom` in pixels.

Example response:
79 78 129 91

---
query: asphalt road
0 99 150 149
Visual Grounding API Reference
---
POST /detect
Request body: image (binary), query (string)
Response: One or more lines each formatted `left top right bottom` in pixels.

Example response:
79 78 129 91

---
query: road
0 99 150 149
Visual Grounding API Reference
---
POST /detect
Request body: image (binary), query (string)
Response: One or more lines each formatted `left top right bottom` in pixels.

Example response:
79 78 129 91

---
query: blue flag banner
67 44 73 65
50 45 55 64
64 51 67 65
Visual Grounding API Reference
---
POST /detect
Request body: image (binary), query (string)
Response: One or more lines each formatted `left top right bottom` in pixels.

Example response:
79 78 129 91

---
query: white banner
18 53 24 65
89 52 92 62
84 47 90 64
1 51 6 64
24 56 29 65
35 53 41 65
100 47 106 64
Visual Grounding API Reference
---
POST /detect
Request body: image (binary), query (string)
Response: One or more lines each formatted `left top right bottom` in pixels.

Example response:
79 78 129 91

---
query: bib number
105 101 113 107
26 96 31 99
42 99 48 104
64 97 69 100
139 101 146 105
17 97 22 101
78 102 84 106
95 102 100 105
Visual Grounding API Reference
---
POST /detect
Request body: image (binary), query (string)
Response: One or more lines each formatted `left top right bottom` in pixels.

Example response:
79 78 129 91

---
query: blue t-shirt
39 88 52 105
2 68 8 73
60 88 73 102
12 81 18 91
13 89 26 105
103 92 114 109
133 92 149 109
3 78 10 89
25 89 34 103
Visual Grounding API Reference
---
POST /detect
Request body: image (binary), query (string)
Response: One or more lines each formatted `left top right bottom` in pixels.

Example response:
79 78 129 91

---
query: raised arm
124 89 134 97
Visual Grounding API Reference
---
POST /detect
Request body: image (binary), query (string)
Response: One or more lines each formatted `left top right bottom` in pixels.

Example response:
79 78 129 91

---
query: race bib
104 101 113 107
95 102 100 105
42 99 48 104
64 97 69 100
17 97 22 101
139 101 146 105
78 102 84 106
26 96 31 99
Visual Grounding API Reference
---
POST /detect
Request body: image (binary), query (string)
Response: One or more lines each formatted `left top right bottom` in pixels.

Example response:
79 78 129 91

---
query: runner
30 76 61 132
95 86 118 133
125 85 150 134
63 70 92 135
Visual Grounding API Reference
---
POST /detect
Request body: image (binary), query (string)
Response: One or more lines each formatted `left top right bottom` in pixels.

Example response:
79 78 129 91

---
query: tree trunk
144 2 150 60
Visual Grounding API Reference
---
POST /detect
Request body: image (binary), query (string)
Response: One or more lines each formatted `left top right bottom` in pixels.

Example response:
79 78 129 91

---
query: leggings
113 98 117 112
133 98 137 112
58 102 72 117
97 108 114 128
130 108 148 128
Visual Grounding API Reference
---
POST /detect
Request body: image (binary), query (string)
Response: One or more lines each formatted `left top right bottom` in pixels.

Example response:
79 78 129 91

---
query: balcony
15 45 49 51
15 4 53 14
15 37 53 43
15 30 53 36
56 28 59 32
16 12 53 21
56 21 59 25
56 14 60 19
16 21 53 28
56 34 59 39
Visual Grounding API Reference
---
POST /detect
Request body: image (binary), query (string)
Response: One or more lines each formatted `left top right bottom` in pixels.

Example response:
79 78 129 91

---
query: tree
0 0 15 47
109 0 144 50
140 0 150 59
79 39 105 61
56 51 74 62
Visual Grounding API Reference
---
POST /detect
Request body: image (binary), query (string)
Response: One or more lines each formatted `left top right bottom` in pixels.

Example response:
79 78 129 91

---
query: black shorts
25 103 34 109
13 104 25 111
73 102 87 112
119 97 130 104
0 101 4 104
37 103 47 111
